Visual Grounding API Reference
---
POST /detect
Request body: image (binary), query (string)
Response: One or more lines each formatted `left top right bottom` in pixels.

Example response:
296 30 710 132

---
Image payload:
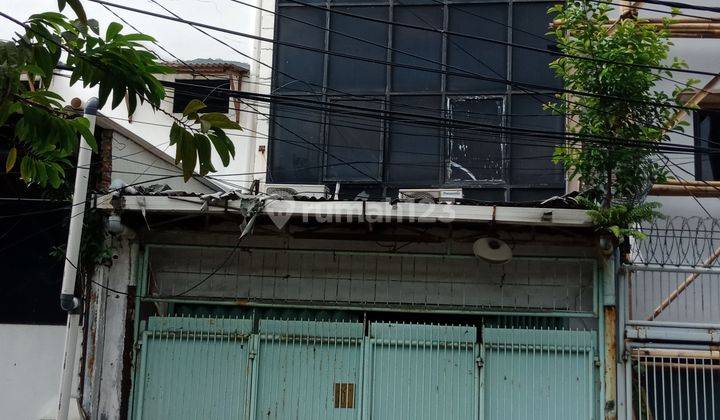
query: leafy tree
549 0 696 241
0 0 239 188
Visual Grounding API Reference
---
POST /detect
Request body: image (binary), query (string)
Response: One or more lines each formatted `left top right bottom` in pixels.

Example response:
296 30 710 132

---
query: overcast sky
0 0 256 63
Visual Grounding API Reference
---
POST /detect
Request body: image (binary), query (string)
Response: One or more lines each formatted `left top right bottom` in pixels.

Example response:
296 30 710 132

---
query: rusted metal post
603 254 618 420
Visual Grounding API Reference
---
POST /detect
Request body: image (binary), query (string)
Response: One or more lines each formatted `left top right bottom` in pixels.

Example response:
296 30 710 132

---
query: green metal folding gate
133 317 597 419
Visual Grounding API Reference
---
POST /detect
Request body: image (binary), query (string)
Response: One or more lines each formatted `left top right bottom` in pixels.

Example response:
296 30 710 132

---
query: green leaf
106 22 123 40
73 117 98 151
6 147 17 172
199 112 242 130
66 0 87 25
20 156 32 181
122 34 156 43
111 85 126 109
169 122 184 146
180 131 196 182
208 132 229 167
182 99 207 117
87 19 100 35
194 134 214 175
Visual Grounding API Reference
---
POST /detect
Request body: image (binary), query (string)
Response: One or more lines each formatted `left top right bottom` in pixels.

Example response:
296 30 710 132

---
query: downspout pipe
58 97 99 420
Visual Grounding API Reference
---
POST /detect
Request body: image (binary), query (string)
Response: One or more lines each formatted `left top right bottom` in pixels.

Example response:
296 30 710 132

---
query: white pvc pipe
58 313 81 420
57 97 99 420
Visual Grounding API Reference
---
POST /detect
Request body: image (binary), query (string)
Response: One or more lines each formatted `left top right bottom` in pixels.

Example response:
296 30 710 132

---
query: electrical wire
86 0 707 116
88 2 712 147
638 0 720 14
90 0 720 81
85 0 717 159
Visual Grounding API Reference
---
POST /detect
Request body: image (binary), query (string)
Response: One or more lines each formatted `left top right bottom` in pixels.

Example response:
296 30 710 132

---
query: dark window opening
172 79 230 114
694 109 720 181
448 97 504 183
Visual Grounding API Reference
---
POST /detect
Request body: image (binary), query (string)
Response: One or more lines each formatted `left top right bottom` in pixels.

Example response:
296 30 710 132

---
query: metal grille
135 317 253 420
368 323 478 419
630 349 720 420
254 320 363 420
150 246 595 314
482 327 598 420
628 269 720 324
134 317 598 420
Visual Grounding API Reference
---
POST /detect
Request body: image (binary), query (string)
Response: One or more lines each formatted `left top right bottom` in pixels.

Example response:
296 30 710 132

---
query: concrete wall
149 246 596 313
0 324 81 420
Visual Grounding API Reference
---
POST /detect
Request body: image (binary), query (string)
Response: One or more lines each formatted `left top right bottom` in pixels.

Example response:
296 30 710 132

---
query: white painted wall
0 324 82 420
248 0 276 187
110 130 219 193
49 70 258 192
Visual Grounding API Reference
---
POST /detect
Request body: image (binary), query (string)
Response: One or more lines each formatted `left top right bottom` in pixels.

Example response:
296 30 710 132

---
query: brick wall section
97 129 113 190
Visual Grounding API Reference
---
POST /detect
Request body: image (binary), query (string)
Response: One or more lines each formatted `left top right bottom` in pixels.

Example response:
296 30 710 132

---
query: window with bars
269 0 565 201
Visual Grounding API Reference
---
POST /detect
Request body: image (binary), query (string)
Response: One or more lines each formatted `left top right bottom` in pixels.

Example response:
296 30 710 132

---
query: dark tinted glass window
446 4 508 93
269 0 565 200
275 7 326 93
269 102 324 183
326 99 384 181
695 109 720 181
387 96 443 184
512 2 561 89
448 97 504 182
327 7 388 92
391 6 443 92
172 79 230 113
509 94 564 185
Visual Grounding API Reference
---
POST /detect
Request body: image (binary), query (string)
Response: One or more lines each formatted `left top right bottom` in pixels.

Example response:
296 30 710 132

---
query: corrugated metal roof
166 58 250 73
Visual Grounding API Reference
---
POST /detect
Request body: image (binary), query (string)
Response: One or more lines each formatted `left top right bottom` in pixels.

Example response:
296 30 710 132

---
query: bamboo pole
668 74 720 128
633 348 720 359
649 184 720 197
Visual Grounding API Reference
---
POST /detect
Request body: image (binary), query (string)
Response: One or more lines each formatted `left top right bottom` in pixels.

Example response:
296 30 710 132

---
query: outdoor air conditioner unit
398 188 463 203
263 184 330 200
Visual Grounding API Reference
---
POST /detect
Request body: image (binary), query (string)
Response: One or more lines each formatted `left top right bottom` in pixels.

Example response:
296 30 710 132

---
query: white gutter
97 194 593 227
58 97 99 420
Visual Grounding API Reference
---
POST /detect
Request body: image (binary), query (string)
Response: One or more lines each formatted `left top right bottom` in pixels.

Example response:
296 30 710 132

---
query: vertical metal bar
248 332 259 420
652 355 658 420
135 332 149 420
685 357 690 420
478 340 485 420
625 351 632 420
694 357 700 420
670 354 675 420
644 354 650 420
360 333 370 420
711 355 716 420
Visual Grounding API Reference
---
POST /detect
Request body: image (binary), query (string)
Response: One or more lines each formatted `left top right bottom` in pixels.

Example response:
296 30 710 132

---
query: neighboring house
52 58 255 189
0 61 231 420
617 2 720 418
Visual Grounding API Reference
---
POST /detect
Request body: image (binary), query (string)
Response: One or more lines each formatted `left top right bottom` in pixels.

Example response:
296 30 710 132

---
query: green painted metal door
482 327 598 420
253 320 364 420
134 318 597 420
135 317 253 420
368 323 478 420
